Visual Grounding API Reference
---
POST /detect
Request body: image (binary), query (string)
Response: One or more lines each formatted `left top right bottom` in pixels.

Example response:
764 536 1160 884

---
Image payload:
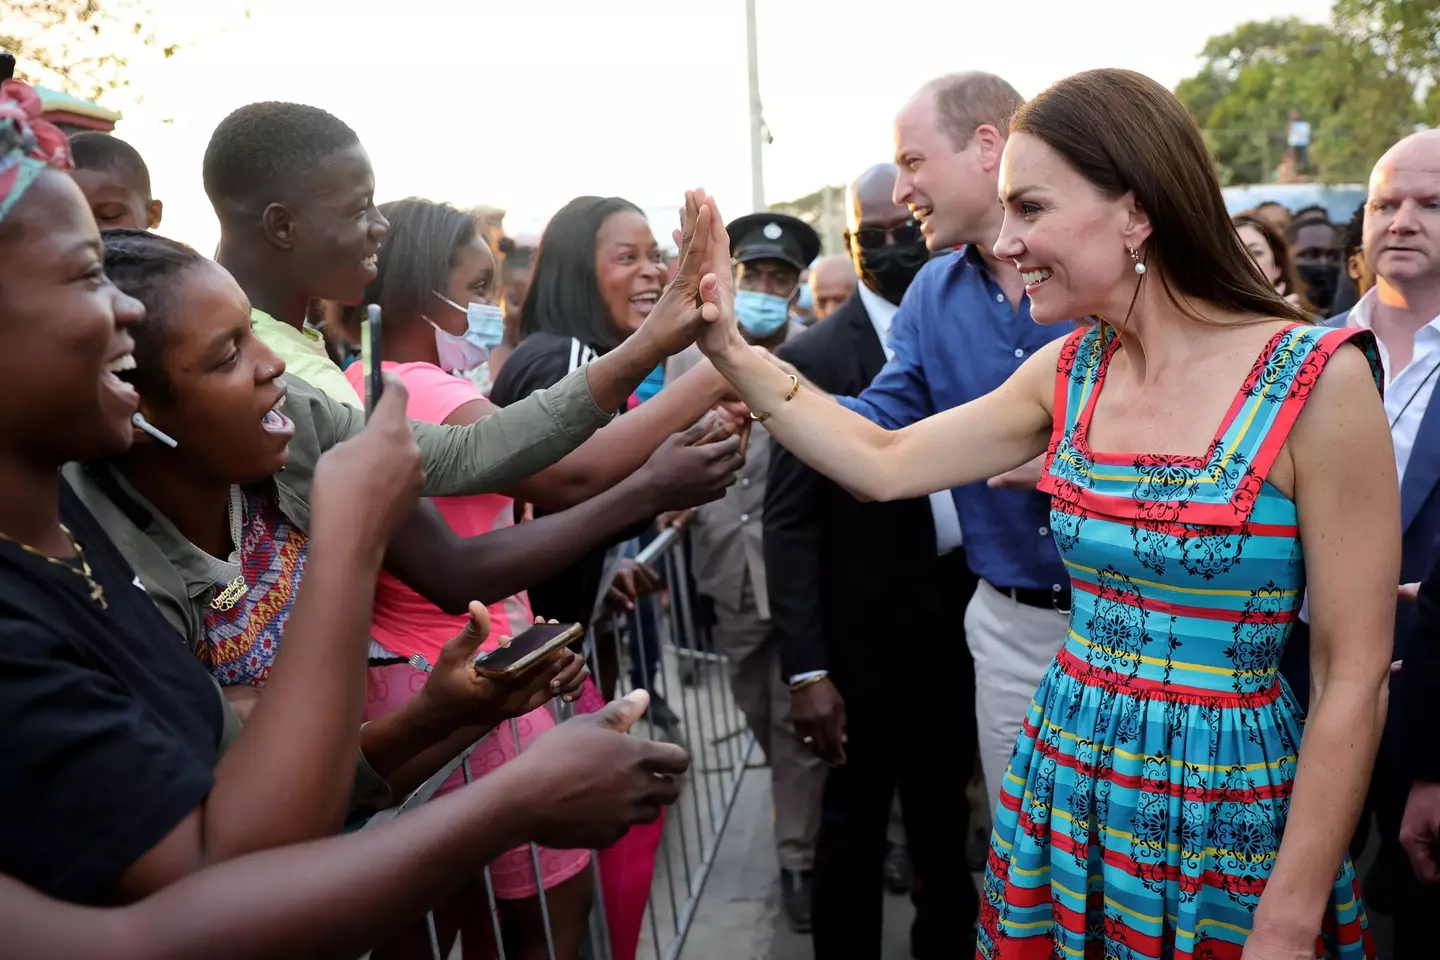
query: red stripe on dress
1050 498 1298 539
1028 734 1295 803
1066 577 1298 625
1052 647 1284 706
1040 327 1094 486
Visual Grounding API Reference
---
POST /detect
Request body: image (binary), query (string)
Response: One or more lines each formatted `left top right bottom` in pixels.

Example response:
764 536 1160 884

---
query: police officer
666 212 826 932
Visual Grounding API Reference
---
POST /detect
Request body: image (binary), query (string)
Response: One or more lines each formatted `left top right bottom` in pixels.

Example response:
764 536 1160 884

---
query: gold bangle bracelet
751 374 800 423
789 673 828 692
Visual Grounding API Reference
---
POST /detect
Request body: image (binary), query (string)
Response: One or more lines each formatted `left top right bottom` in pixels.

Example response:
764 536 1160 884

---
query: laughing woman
691 70 1395 959
0 80 430 903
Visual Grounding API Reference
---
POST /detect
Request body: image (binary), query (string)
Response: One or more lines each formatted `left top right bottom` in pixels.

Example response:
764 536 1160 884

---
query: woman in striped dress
686 69 1397 959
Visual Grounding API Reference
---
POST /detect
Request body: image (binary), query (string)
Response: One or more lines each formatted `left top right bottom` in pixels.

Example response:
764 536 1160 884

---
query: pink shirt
343 361 532 664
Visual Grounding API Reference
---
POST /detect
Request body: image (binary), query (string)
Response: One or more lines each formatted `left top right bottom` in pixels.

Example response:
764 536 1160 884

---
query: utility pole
746 0 767 213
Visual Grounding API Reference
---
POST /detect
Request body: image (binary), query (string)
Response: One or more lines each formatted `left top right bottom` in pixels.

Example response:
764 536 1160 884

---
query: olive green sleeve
213 687 391 810
409 366 612 497
286 365 609 502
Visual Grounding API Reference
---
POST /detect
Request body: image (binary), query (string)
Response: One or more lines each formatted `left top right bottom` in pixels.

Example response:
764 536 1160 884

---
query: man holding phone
665 213 827 933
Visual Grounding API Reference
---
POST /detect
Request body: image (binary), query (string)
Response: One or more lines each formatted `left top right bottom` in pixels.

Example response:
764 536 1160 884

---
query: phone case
473 623 583 678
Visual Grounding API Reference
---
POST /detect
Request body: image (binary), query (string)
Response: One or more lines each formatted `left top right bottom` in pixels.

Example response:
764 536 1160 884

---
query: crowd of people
2 45 1440 960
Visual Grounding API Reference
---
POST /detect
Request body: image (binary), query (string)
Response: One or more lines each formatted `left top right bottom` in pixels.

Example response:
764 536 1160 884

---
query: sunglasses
853 219 924 250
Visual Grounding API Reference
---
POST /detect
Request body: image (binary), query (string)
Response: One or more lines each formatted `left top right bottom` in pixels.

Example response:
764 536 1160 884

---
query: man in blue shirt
827 71 1072 811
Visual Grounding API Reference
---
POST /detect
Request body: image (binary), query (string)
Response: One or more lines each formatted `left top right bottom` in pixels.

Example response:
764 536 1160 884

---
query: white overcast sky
100 0 1334 253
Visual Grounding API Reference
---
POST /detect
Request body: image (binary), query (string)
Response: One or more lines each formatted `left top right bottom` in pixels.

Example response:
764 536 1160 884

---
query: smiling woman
491 196 669 629
0 79 431 908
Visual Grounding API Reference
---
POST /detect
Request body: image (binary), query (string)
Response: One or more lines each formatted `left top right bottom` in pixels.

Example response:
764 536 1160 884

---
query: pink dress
344 360 590 900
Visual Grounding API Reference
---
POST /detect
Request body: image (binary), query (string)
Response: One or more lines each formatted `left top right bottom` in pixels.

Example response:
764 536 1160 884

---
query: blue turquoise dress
978 322 1382 959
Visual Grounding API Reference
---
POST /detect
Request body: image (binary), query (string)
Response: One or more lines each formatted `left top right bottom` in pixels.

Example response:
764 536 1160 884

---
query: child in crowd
67 131 162 231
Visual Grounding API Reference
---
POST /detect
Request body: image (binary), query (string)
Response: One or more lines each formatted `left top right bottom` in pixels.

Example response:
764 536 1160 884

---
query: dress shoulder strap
1212 325 1382 504
1039 323 1111 484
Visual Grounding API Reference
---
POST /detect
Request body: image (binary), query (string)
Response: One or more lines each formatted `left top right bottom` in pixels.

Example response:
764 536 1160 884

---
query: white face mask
428 293 504 373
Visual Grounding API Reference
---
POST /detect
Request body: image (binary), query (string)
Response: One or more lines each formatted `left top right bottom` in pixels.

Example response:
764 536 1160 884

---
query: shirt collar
1348 286 1440 338
855 282 899 341
251 307 329 356
88 463 281 604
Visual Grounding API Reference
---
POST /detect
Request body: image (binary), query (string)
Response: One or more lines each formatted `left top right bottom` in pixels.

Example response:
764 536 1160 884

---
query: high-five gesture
581 188 729 413
691 198 746 363
625 189 715 359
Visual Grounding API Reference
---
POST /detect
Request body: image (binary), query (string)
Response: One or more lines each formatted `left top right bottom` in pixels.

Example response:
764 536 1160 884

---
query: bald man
766 162 975 960
807 255 855 324
1298 129 1440 956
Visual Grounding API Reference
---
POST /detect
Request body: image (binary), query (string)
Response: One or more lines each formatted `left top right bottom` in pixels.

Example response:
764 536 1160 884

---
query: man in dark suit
763 162 978 960
1285 130 1440 957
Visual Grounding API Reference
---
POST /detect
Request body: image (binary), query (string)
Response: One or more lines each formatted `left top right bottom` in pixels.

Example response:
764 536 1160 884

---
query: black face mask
1295 262 1338 314
858 242 930 305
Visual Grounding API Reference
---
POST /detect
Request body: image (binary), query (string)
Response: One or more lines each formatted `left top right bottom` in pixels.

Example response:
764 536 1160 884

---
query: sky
91 0 1336 255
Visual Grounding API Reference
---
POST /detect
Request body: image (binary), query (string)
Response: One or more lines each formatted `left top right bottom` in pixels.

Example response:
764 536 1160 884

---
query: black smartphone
473 622 582 679
361 304 383 418
1 53 16 83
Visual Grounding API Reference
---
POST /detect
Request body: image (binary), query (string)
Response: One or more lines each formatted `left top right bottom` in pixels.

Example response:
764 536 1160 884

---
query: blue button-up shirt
838 246 1070 590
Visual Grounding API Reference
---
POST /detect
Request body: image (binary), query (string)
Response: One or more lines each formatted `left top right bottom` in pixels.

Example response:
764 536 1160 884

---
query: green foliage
1175 15 1420 185
1334 0 1440 80
0 0 176 105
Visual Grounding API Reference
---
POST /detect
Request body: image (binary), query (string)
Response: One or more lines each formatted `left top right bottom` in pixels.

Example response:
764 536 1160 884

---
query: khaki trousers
712 580 826 873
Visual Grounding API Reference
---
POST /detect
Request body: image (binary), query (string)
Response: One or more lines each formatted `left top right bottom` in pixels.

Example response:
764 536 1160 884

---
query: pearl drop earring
1129 246 1146 275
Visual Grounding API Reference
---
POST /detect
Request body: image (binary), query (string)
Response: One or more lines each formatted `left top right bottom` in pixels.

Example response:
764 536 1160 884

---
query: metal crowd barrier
363 525 756 960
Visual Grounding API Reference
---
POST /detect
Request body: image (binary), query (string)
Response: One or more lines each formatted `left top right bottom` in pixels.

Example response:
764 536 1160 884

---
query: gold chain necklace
210 485 249 612
0 525 107 610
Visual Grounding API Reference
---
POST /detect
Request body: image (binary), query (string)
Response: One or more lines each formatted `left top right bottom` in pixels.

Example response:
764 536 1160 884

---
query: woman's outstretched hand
623 189 717 360
688 196 747 366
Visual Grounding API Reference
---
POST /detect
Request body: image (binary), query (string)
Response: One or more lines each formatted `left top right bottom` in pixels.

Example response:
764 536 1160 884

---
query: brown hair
1010 68 1309 326
1233 213 1315 314
925 72 1025 151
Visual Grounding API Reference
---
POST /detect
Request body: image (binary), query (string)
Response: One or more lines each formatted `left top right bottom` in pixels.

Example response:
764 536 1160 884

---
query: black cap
727 212 821 272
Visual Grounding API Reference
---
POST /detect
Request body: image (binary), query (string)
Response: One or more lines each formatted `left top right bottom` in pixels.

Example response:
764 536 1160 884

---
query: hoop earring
1128 246 1147 275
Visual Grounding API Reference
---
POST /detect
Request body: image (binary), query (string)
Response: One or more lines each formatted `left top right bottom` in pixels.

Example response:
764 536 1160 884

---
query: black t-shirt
490 332 644 626
0 480 222 903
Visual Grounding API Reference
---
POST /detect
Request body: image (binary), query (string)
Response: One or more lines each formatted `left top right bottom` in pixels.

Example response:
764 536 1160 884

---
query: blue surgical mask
431 293 505 372
734 290 792 338
796 284 814 312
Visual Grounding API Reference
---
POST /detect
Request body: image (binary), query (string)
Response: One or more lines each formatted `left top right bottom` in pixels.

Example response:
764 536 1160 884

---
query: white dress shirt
1349 288 1440 483
856 282 965 555
1299 290 1440 625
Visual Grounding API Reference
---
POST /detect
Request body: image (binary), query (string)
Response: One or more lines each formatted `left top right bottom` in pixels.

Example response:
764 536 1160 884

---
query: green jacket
65 366 609 648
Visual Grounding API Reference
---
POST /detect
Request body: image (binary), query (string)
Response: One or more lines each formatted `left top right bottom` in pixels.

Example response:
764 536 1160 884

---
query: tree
0 0 177 104
1334 0 1440 124
1175 16 1420 185
1335 0 1440 81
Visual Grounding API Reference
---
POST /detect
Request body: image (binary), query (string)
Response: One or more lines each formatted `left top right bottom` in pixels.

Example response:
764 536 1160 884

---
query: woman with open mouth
0 79 474 905
490 197 681 706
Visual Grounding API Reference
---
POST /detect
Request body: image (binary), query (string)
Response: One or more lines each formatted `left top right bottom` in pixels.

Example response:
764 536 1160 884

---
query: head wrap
0 80 72 224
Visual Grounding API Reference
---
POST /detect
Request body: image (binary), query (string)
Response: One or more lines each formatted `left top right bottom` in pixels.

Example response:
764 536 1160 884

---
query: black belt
992 583 1071 613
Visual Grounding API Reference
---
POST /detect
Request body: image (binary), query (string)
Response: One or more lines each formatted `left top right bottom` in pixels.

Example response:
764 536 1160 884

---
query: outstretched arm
506 362 730 511
1 694 686 960
383 420 742 614
705 323 1057 503
1250 343 1397 953
692 198 1054 500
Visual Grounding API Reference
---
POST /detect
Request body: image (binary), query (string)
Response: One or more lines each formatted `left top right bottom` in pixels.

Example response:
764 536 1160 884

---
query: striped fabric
978 322 1382 960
